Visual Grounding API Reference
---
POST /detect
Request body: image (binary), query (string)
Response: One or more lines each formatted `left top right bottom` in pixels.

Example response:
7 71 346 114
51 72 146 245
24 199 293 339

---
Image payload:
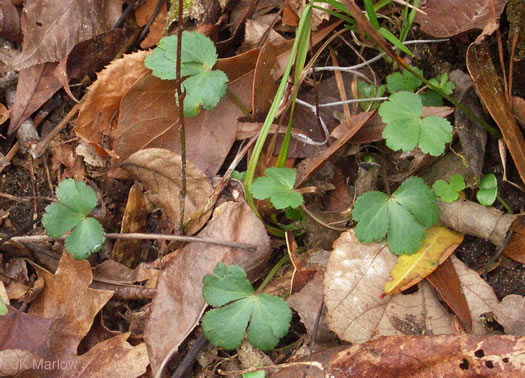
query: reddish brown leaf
252 42 278 115
414 0 508 38
8 63 62 134
0 0 20 42
144 201 270 375
330 334 525 376
6 0 115 71
467 40 525 185
513 96 525 127
286 231 317 294
427 258 472 333
0 306 54 354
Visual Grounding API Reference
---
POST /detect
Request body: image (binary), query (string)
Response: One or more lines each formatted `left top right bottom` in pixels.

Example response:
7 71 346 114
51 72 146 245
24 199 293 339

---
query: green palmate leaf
420 73 456 106
202 264 254 306
145 31 228 117
182 69 228 117
65 218 105 260
353 177 439 255
379 91 453 156
42 179 105 259
42 202 85 238
477 173 498 206
249 167 303 210
202 263 292 350
55 179 97 216
432 174 466 203
386 67 422 93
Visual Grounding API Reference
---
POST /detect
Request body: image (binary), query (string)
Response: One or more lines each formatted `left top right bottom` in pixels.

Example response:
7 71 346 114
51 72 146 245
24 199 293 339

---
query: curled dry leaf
330 334 525 376
414 0 508 38
438 199 517 247
121 148 214 230
75 50 152 147
144 201 271 375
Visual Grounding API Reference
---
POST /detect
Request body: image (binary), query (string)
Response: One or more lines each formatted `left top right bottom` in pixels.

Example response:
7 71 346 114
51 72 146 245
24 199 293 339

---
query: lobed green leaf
64 217 105 260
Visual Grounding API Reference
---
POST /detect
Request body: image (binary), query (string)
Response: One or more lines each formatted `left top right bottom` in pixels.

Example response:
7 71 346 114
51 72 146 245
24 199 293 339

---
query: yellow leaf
384 226 463 295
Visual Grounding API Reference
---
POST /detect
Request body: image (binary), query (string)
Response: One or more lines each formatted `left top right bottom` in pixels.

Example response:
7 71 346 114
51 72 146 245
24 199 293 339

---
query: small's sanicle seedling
249 167 304 210
432 174 466 203
202 263 292 350
379 91 453 156
477 173 498 206
42 179 105 260
144 31 228 117
352 176 440 255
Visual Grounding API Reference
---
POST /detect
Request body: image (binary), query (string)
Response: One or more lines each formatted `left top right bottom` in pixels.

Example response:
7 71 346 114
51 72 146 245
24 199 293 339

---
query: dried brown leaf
7 0 114 70
75 50 152 147
144 201 270 375
414 0 508 38
121 148 214 229
0 0 20 42
8 63 62 134
493 295 525 335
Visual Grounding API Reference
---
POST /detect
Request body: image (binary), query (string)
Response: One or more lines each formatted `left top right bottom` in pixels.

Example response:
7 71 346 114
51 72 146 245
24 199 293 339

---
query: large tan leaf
144 201 271 375
324 230 453 343
121 148 214 229
5 0 114 71
324 231 503 343
414 0 508 38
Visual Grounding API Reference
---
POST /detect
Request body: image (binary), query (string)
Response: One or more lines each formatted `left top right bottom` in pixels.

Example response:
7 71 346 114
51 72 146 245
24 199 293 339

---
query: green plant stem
244 5 313 211
256 254 290 293
227 87 250 116
496 194 512 214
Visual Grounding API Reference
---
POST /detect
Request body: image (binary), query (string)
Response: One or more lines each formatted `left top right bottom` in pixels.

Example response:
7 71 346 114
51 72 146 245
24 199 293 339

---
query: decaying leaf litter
0 0 524 376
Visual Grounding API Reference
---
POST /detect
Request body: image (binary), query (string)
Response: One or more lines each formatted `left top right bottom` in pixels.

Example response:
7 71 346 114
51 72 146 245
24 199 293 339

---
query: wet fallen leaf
121 148 214 230
144 201 270 375
330 334 525 376
414 0 508 38
384 226 463 295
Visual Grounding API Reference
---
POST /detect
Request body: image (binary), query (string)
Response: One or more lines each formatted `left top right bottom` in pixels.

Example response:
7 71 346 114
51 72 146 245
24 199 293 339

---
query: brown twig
175 0 187 233
8 232 259 252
